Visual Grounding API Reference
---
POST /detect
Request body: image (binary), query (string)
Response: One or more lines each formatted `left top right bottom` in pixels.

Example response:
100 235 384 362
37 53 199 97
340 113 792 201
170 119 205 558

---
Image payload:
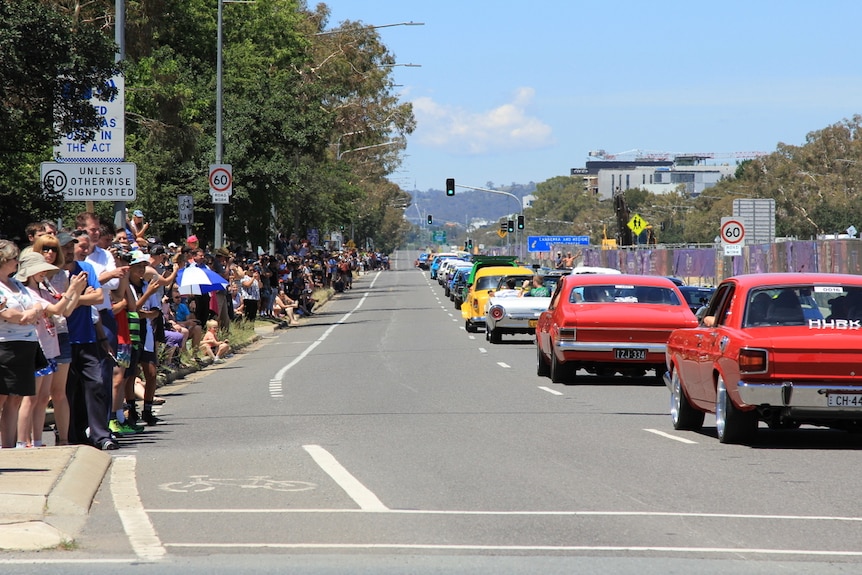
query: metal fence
568 239 862 287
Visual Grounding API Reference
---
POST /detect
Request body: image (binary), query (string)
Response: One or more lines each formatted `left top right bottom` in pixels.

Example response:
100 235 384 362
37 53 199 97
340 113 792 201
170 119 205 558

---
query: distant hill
407 183 537 228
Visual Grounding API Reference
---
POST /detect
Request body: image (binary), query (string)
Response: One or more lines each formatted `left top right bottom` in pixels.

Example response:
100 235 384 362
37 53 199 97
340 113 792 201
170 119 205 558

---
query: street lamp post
214 0 254 249
453 183 524 257
315 21 424 36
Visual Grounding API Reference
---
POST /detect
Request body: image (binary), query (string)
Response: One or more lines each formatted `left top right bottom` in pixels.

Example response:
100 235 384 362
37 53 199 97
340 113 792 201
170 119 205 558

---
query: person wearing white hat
126 250 163 426
15 252 87 448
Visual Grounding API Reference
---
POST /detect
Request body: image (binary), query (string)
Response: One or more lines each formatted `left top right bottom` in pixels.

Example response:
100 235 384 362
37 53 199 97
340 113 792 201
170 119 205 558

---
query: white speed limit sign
720 217 745 245
209 164 232 196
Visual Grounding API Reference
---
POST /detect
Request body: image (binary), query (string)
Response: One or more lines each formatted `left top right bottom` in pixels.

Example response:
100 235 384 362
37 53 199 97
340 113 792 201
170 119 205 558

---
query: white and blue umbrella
176 265 228 295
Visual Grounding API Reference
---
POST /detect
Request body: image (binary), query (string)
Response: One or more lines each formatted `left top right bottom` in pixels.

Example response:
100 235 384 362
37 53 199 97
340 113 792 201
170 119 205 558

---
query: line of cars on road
420 251 862 445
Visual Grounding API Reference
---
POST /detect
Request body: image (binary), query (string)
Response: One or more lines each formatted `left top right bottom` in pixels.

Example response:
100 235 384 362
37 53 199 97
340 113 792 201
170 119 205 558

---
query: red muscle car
665 273 862 444
536 274 697 384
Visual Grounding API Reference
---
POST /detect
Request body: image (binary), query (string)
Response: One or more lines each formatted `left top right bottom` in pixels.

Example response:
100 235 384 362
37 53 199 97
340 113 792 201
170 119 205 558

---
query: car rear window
569 284 682 306
743 285 862 327
476 275 506 290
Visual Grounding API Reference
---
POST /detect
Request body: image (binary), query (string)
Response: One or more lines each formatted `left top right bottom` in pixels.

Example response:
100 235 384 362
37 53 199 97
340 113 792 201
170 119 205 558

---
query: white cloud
411 87 554 154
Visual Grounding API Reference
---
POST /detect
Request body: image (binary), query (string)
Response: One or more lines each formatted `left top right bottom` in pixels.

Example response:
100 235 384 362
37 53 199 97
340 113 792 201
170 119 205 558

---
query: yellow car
461 265 534 332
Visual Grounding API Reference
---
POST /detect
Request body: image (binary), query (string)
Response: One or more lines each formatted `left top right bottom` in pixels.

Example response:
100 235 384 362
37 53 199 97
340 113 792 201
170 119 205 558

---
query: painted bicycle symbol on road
160 475 316 493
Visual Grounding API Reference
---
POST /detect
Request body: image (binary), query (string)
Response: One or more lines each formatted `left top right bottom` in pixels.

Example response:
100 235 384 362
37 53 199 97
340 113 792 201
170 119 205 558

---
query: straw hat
15 252 59 281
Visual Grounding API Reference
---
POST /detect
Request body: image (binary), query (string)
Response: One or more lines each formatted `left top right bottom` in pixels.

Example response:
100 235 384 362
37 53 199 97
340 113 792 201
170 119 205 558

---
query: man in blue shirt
62 231 117 450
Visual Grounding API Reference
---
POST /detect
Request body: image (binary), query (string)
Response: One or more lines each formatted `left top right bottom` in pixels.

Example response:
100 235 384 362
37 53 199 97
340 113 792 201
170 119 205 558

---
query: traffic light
339 225 344 231
427 215 433 225
507 219 515 233
467 238 473 250
517 215 525 230
445 178 455 196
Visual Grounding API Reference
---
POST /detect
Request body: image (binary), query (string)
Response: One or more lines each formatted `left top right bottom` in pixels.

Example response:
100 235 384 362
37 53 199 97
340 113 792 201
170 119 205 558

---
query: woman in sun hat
14 252 86 447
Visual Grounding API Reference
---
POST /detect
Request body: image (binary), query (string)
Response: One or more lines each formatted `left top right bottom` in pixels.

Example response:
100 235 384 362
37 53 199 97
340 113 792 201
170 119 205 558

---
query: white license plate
614 348 646 360
827 394 862 407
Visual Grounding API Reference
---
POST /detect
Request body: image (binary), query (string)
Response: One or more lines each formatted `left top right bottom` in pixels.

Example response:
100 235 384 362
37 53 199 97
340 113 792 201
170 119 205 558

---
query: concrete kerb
0 446 111 551
0 288 338 552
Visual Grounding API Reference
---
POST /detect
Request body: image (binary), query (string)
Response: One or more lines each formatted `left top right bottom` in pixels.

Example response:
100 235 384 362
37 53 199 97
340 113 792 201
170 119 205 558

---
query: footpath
0 319 285 551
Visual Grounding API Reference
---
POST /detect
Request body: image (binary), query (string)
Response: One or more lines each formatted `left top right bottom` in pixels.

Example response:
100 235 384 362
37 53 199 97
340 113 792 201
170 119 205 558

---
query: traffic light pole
451 183 523 258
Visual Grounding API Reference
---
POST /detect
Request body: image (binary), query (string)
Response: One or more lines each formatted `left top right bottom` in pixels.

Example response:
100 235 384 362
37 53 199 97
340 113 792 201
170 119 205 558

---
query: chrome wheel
670 369 704 431
715 375 756 444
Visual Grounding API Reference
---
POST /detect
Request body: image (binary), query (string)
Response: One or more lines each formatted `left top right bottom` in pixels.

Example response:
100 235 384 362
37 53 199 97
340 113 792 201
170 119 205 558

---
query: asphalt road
5 250 862 574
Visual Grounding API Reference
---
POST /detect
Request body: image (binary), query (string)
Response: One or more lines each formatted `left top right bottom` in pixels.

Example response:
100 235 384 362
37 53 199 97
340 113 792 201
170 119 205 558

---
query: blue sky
320 0 862 193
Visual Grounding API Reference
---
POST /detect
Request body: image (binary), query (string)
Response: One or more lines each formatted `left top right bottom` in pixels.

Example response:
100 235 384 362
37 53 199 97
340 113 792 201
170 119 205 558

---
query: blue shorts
35 358 58 377
56 332 72 364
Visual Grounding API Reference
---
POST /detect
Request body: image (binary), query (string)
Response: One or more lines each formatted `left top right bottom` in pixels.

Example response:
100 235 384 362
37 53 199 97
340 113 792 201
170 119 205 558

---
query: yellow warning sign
627 213 649 236
497 230 508 238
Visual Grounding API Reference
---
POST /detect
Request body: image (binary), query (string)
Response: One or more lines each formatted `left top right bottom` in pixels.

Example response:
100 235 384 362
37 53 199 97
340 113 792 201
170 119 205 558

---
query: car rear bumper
738 381 862 413
488 321 535 334
557 341 667 354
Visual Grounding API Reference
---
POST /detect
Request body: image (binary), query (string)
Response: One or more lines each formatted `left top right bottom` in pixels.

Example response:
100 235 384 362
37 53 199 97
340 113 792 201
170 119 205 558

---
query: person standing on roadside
64 229 117 450
0 241 45 448
32 233 74 445
15 252 85 447
78 213 127 431
127 251 165 426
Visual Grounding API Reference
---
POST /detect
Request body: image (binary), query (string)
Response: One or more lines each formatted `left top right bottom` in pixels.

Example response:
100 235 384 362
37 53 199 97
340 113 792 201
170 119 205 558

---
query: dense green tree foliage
0 0 119 235
0 0 415 250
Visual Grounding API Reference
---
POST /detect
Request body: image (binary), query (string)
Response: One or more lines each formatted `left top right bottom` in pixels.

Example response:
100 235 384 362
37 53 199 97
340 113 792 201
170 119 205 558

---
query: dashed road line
644 428 698 444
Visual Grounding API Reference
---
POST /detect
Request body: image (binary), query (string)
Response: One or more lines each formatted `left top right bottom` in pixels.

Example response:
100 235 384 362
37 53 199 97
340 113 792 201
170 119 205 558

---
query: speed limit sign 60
209 164 232 195
720 217 745 245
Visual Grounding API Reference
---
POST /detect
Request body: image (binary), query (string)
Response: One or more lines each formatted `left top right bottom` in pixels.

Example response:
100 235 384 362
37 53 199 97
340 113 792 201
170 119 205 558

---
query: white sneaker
213 358 226 364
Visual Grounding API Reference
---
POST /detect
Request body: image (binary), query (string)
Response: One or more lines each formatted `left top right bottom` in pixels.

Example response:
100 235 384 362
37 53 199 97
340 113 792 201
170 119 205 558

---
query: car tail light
739 348 768 374
555 327 577 341
489 305 505 320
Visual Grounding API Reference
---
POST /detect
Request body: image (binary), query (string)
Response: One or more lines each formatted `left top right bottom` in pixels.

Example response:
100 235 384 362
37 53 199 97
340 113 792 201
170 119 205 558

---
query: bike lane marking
111 455 167 561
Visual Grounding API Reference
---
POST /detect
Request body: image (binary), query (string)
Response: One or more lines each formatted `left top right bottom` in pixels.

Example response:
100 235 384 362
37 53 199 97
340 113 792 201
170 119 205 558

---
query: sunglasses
42 247 58 253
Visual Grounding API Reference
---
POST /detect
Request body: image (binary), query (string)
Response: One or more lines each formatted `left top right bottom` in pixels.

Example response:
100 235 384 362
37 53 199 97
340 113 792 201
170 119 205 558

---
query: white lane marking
644 428 698 444
111 455 167 561
145 508 862 522
538 386 563 396
497 362 511 368
0 557 139 565
303 445 388 512
271 273 379 390
161 542 862 556
478 347 487 354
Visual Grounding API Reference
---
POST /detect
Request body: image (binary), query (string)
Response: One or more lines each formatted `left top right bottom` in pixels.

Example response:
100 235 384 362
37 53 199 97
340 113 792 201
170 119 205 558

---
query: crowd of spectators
0 212 385 451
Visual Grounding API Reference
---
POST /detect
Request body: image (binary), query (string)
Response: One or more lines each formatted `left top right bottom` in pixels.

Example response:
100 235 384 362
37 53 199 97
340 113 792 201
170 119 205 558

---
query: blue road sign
527 235 590 252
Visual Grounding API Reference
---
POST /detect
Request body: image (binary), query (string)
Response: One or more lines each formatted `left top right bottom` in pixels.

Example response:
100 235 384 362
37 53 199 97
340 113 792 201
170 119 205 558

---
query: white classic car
484 293 553 343
483 272 566 344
